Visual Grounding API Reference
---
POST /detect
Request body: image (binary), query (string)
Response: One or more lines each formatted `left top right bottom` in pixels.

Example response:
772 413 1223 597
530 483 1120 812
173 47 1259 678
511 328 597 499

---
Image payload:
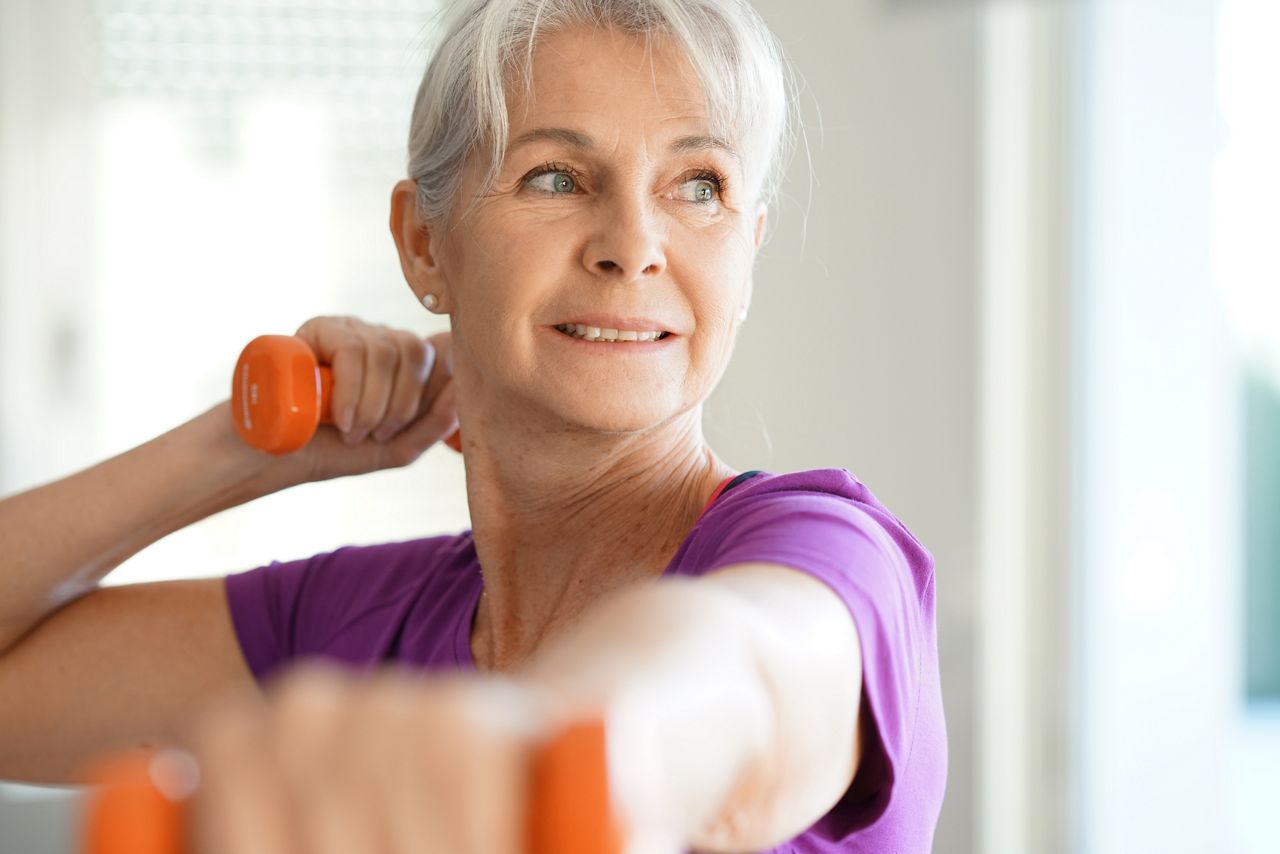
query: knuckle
370 338 399 366
399 331 430 359
384 441 413 465
342 331 370 354
398 403 420 428
361 672 422 716
387 442 424 468
333 340 367 372
375 421 404 443
401 392 426 418
270 665 351 725
300 314 343 331
298 314 325 327
192 693 261 761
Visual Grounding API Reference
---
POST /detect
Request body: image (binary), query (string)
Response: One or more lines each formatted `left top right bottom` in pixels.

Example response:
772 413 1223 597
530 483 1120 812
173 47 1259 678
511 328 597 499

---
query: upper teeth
555 323 666 342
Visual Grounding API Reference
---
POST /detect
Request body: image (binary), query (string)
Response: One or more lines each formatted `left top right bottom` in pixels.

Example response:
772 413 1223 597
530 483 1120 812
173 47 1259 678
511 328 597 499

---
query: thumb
386 378 460 466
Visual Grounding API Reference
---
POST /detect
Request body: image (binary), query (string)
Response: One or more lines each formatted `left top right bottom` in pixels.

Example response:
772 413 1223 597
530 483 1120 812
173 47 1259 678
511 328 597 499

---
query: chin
550 397 684 437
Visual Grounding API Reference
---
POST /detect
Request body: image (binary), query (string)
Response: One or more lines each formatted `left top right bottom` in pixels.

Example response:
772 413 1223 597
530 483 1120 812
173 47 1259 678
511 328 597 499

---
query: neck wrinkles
460 404 735 671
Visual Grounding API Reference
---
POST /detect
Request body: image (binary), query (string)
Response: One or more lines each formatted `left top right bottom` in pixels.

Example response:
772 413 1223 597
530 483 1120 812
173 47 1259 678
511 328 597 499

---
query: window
1073 1 1279 852
79 0 467 586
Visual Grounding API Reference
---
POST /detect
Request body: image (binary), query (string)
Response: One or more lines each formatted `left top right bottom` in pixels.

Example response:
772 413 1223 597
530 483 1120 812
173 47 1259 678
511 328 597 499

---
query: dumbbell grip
82 718 621 854
232 335 461 456
312 363 463 453
314 365 336 426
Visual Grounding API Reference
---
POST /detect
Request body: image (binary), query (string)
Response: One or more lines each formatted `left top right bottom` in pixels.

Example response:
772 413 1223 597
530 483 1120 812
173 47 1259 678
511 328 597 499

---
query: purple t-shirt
224 467 946 852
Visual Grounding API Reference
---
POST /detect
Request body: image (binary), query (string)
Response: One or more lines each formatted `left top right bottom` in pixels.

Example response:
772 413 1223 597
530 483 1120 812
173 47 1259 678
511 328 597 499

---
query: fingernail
338 406 354 433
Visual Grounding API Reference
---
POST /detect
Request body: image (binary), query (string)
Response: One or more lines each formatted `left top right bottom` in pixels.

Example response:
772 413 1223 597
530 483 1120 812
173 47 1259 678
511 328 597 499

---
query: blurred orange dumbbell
83 718 622 854
230 334 461 456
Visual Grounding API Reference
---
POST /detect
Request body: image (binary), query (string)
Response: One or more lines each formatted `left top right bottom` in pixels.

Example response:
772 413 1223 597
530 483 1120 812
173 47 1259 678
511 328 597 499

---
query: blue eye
677 175 721 203
528 170 576 194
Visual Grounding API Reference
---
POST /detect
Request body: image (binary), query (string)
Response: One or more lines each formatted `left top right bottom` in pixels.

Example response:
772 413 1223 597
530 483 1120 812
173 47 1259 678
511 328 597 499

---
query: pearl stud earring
422 293 438 312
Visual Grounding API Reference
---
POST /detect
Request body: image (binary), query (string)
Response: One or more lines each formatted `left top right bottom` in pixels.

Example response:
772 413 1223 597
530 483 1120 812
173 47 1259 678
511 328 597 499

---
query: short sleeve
224 546 371 684
674 478 935 841
223 536 473 685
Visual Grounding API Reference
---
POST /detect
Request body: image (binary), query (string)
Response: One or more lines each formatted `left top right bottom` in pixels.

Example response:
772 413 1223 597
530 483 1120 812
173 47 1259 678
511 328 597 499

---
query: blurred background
0 0 1276 852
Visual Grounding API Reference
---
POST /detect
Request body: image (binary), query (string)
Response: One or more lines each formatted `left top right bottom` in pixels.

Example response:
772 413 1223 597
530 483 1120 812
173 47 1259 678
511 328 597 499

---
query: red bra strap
698 475 737 519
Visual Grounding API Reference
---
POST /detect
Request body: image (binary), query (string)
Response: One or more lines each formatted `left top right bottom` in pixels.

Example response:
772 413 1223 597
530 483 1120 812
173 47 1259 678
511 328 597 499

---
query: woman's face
434 24 766 437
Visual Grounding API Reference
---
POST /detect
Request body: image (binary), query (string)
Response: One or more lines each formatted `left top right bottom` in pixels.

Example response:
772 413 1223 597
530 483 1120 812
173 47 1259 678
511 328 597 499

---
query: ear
738 201 767 322
753 201 768 250
390 179 450 311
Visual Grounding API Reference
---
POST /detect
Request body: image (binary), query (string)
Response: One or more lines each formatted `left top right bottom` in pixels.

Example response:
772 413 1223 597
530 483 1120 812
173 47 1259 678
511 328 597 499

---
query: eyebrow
507 127 740 161
670 133 740 161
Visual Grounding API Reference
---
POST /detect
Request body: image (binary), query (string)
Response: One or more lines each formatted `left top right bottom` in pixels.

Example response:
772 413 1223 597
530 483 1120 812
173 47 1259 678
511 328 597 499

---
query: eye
525 166 578 195
675 171 725 204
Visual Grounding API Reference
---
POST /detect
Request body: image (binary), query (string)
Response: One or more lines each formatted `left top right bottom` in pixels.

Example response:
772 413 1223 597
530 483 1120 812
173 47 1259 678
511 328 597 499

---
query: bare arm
0 401 303 782
0 320 456 784
0 320 455 657
0 400 294 656
0 576 257 783
517 564 864 853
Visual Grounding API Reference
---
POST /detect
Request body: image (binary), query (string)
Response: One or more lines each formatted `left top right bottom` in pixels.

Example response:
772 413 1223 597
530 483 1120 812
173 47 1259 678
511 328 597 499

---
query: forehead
508 25 712 136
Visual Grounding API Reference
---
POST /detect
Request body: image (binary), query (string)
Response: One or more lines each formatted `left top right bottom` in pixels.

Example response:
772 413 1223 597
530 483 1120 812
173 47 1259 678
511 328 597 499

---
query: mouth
552 323 673 343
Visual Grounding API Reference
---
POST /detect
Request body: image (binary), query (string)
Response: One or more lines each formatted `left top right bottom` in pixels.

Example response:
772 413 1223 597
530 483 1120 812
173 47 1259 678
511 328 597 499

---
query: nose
583 191 667 281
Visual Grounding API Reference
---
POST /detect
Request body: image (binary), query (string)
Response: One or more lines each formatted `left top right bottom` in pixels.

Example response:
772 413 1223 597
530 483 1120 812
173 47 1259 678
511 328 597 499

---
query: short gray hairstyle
407 0 795 225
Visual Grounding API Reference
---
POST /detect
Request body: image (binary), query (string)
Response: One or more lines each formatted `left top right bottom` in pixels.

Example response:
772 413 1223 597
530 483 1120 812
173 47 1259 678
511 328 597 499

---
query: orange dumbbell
83 719 623 854
230 334 461 456
80 748 196 854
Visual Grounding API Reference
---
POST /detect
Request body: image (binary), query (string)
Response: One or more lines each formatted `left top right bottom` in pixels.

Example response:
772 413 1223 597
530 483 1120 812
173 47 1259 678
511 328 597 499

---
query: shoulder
228 531 477 600
315 532 478 579
677 467 934 599
720 468 924 545
683 469 947 847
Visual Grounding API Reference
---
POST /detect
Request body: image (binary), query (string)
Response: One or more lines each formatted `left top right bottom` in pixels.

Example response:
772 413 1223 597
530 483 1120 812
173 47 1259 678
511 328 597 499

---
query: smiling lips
553 322 671 342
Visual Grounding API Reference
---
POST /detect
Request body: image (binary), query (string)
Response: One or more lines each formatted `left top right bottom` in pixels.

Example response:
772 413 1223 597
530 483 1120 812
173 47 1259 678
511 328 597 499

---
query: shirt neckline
455 470 766 671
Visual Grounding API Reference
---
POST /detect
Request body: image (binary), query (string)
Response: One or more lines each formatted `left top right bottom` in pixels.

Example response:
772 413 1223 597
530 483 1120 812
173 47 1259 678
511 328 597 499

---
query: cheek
485 205 581 262
670 225 754 383
451 213 565 307
670 223 754 306
445 213 577 373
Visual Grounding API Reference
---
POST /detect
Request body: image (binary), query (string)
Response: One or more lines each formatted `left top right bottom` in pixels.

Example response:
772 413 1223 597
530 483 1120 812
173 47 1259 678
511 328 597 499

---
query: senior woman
0 0 945 851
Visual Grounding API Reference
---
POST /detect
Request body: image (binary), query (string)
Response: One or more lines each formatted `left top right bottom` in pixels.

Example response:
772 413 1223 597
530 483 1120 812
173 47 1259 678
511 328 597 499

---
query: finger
192 694 299 854
452 683 537 854
347 329 401 444
379 678 528 854
352 676 448 854
269 667 392 854
386 378 459 467
295 316 366 435
384 723 462 854
421 331 454 405
372 333 435 443
330 346 367 437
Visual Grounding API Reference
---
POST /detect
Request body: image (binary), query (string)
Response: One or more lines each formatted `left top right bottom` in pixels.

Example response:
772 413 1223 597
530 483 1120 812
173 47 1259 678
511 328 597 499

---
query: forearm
0 400 298 654
517 577 778 852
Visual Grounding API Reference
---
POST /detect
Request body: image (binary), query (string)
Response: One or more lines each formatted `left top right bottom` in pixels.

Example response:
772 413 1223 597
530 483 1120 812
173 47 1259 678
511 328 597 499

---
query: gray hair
406 0 796 226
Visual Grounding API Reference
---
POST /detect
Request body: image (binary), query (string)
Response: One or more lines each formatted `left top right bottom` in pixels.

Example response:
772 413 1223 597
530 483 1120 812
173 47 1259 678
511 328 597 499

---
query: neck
460 404 735 673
